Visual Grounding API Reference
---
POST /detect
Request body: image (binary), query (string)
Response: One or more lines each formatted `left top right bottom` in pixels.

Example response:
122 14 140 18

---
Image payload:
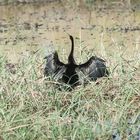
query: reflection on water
0 2 140 62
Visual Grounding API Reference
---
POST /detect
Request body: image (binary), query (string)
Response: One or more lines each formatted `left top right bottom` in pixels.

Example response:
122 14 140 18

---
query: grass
0 47 139 139
0 0 139 139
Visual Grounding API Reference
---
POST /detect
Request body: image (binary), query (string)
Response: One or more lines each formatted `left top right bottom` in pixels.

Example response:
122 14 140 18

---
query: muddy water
0 2 140 62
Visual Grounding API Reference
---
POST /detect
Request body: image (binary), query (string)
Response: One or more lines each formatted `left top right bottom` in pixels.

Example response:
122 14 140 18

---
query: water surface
0 2 140 62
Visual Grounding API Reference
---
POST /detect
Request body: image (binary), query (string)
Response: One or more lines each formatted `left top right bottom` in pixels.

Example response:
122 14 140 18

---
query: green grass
0 49 139 140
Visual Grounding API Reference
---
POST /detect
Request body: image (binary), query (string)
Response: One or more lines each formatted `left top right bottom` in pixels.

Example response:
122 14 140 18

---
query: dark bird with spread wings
44 35 109 88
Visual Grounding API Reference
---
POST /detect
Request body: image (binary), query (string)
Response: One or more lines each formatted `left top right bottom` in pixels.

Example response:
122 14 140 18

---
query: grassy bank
0 48 139 139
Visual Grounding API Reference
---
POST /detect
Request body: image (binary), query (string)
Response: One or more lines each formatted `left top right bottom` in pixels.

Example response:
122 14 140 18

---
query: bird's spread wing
44 51 66 80
76 56 109 82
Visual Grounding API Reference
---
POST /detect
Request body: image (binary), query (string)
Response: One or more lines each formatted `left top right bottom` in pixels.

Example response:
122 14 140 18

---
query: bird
44 34 109 88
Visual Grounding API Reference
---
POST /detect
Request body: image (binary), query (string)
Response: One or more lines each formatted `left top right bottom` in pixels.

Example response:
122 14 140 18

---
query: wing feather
44 51 66 80
76 56 109 82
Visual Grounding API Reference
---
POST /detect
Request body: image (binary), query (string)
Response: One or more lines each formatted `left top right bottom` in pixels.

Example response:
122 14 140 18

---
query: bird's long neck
68 35 75 64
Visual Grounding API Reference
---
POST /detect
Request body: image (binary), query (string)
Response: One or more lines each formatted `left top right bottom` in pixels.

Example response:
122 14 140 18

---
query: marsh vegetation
0 1 140 139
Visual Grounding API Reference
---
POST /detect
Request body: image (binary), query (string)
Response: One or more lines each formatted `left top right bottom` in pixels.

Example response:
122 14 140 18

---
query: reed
0 45 139 139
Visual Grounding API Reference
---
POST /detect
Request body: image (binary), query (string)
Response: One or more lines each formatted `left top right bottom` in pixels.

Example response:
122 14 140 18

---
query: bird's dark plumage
44 35 109 88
